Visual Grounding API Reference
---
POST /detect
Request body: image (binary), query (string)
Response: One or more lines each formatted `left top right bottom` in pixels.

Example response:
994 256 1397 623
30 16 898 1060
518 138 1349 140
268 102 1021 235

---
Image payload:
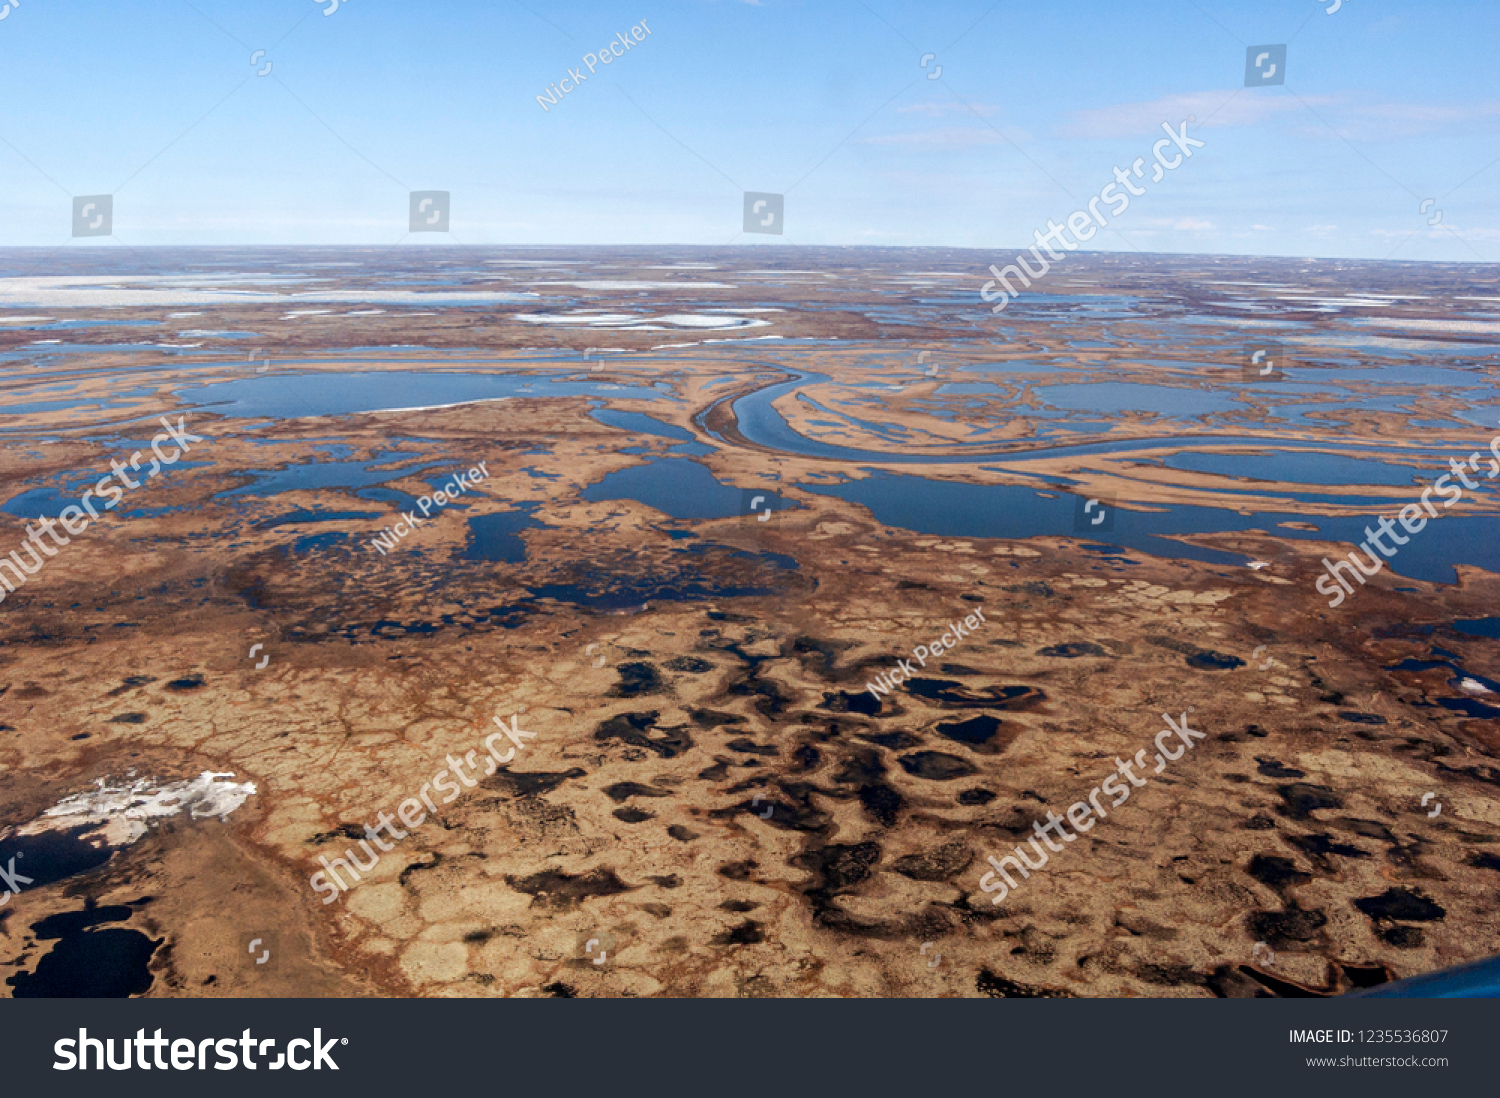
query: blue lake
1288 364 1489 387
178 371 668 419
589 407 714 456
1453 617 1500 639
2 462 212 518
957 360 1072 375
1034 382 1244 417
259 508 382 529
800 471 1500 582
582 458 792 521
462 506 543 563
215 451 450 499
1164 451 1429 487
707 371 1463 471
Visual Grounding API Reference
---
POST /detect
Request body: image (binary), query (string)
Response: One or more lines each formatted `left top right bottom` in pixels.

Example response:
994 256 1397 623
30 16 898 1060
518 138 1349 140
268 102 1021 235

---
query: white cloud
1135 216 1216 231
1370 225 1500 243
862 125 1026 149
1063 91 1500 141
897 100 1000 118
1060 91 1308 138
1289 100 1500 141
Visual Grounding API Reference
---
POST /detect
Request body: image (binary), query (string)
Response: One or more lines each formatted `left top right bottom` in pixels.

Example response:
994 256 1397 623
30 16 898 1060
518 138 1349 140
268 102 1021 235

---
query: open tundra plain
0 246 1498 999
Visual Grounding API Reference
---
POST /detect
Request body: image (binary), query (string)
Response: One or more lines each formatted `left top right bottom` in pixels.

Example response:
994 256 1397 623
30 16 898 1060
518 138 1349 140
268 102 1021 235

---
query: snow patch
16 771 257 847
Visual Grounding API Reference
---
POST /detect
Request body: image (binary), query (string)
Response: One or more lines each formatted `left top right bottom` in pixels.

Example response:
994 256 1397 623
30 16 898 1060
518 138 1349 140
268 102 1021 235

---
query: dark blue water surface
215 452 447 499
2 828 113 888
7 906 159 998
708 370 1465 468
590 408 695 443
530 542 798 611
1164 451 1430 487
590 407 714 456
582 459 792 521
1388 654 1500 719
355 486 427 512
461 506 543 563
801 471 1500 582
2 462 212 518
1035 382 1244 417
16 319 159 331
0 387 165 417
291 531 351 554
1452 617 1500 639
179 371 667 418
259 508 381 528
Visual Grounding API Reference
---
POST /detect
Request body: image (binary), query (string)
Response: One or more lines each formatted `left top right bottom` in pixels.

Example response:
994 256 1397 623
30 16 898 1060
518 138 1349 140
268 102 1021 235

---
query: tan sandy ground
0 361 1497 998
2 251 1498 996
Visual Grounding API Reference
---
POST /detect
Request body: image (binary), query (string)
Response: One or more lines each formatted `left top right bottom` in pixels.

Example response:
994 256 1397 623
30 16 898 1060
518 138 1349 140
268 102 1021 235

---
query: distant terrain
0 247 1497 998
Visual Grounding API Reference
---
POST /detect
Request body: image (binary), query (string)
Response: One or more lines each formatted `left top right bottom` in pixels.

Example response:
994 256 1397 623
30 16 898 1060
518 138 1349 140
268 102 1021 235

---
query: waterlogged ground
0 248 1497 998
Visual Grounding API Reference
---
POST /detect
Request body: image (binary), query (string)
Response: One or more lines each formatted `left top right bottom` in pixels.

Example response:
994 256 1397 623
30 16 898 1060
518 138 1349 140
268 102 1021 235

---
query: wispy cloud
897 100 1000 118
1062 91 1500 141
1060 92 1309 138
861 126 1009 149
1135 216 1216 231
1371 225 1500 242
1290 99 1500 142
858 123 1032 149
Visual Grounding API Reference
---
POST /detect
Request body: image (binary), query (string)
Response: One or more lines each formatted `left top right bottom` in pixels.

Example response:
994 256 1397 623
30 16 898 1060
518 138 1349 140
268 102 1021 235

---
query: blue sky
0 0 1496 261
